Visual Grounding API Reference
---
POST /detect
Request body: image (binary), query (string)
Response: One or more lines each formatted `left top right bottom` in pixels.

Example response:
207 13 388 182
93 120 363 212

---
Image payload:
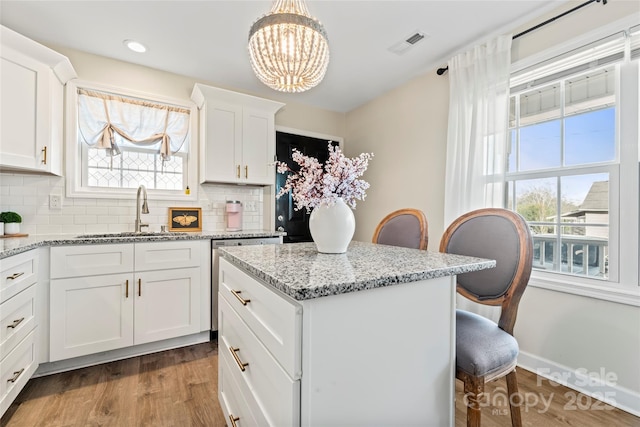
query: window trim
65 79 198 200
508 18 639 304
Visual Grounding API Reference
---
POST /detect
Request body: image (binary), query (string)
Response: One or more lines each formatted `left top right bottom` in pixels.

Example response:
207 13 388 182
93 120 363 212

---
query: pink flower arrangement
276 142 374 211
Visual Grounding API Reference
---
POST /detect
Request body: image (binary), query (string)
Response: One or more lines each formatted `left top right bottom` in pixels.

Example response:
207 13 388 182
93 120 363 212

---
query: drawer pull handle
229 347 249 372
125 280 129 298
244 165 248 179
229 415 240 427
6 272 24 280
7 317 25 329
42 146 47 165
7 368 25 383
236 165 241 178
230 290 250 306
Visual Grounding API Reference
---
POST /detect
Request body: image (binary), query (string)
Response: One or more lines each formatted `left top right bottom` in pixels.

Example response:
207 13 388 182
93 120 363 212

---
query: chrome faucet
135 185 150 233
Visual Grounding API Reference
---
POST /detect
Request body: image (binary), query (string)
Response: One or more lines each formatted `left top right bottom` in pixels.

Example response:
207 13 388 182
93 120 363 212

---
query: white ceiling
0 0 568 113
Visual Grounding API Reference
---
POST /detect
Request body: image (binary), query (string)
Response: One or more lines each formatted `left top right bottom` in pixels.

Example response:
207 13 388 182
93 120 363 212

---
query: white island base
218 256 457 427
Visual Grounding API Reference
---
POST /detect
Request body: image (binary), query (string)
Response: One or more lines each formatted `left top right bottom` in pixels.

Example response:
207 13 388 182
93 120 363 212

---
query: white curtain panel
443 34 513 229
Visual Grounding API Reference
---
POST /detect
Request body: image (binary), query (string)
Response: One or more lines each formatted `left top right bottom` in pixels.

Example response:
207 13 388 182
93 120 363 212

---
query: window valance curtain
77 88 190 161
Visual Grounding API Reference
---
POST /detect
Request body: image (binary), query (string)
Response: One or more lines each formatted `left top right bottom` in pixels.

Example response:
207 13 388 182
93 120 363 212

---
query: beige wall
346 72 449 249
345 0 640 408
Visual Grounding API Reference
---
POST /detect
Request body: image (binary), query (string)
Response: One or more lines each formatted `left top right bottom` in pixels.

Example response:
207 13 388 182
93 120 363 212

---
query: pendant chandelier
248 0 329 93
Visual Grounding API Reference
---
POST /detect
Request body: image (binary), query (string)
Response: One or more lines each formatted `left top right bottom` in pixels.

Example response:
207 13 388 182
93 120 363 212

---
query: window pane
519 120 561 171
564 108 615 166
519 83 561 126
565 67 615 116
561 225 608 279
86 148 184 190
514 178 558 230
560 175 608 278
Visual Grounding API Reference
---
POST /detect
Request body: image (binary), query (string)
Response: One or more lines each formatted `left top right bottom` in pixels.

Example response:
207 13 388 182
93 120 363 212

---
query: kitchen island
218 241 495 427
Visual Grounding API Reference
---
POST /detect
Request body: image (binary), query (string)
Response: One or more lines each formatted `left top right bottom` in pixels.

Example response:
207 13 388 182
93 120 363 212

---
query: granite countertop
219 241 496 301
0 230 285 259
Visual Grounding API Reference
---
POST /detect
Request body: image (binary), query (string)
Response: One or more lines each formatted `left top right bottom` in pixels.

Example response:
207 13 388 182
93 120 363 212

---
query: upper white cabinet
191 84 284 185
0 25 77 175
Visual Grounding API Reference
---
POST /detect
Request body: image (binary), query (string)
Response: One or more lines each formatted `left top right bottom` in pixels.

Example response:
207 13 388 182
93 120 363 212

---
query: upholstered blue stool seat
456 309 519 378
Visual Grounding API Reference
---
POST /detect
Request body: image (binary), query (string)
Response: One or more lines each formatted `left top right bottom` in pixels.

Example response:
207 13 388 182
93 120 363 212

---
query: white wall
0 46 345 235
345 0 640 415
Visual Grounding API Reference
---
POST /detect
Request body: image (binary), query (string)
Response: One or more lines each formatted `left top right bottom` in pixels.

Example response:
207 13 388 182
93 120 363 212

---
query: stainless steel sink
76 231 188 238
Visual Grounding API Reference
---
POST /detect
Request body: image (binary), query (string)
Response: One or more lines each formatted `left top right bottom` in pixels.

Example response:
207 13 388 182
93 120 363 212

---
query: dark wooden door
275 132 338 243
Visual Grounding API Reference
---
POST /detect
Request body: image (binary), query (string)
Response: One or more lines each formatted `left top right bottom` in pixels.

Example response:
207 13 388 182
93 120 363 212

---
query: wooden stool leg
463 374 484 427
506 370 522 427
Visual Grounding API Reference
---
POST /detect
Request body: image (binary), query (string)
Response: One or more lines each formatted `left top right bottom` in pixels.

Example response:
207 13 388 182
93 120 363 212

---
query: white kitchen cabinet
49 241 204 362
49 272 134 361
191 83 284 185
219 256 456 426
0 25 76 175
0 250 39 417
134 268 200 345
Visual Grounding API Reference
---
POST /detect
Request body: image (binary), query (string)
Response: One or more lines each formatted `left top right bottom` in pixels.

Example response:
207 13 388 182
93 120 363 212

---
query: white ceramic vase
308 198 355 254
4 223 19 235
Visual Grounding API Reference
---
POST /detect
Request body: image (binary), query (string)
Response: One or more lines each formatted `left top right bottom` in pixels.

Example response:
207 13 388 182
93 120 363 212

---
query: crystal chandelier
248 0 329 93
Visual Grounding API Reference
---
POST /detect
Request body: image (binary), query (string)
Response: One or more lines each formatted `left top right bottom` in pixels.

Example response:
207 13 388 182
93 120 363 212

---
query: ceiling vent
388 31 429 55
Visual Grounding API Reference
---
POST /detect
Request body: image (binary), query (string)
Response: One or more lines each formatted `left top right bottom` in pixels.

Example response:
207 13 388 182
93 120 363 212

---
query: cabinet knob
277 226 285 232
277 215 284 221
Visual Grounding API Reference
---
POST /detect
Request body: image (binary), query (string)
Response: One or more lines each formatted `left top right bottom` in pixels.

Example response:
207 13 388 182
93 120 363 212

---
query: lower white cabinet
49 273 134 360
218 257 456 426
0 249 39 417
49 241 203 362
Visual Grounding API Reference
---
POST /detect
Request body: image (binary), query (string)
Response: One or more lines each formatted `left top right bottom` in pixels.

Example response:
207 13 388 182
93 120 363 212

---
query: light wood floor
2 340 638 427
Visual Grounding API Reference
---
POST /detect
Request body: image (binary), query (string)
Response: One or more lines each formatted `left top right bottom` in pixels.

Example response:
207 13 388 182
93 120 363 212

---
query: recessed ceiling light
123 39 147 53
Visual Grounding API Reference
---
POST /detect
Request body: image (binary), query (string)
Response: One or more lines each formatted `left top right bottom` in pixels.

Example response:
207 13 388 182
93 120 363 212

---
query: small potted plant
0 211 22 235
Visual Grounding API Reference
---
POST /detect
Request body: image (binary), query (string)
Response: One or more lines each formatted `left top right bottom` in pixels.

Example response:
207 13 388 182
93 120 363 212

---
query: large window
506 26 639 298
66 80 198 200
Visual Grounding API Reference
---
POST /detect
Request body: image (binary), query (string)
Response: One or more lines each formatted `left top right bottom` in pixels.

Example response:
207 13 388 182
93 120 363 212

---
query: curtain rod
436 0 608 76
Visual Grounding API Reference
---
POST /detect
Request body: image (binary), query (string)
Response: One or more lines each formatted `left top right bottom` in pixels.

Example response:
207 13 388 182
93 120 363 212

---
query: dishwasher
211 237 281 332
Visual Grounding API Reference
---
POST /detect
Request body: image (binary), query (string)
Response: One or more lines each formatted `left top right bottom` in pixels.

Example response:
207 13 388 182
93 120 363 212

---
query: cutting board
0 233 29 238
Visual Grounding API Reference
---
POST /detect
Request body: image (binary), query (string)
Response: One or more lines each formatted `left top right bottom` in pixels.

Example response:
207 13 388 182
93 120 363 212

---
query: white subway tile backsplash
36 224 63 235
1 172 267 234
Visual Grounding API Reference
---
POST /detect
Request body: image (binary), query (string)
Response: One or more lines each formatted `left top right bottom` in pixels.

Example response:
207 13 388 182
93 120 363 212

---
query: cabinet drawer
219 345 267 427
51 244 134 278
0 284 36 360
135 241 201 271
219 258 301 379
0 328 38 417
219 296 299 427
0 250 38 303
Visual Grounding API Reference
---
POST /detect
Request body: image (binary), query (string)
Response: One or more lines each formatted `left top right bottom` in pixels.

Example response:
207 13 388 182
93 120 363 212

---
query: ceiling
0 0 568 113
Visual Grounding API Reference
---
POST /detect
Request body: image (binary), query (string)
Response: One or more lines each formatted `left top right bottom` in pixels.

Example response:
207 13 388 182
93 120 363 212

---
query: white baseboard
517 350 640 417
